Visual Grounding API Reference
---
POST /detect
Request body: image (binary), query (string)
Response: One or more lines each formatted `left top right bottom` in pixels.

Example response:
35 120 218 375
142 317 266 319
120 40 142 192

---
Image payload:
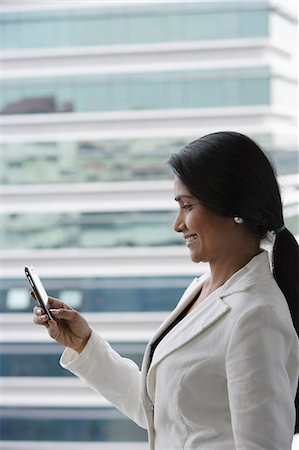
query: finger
48 297 72 311
49 308 77 320
33 305 45 316
33 314 50 327
31 294 71 311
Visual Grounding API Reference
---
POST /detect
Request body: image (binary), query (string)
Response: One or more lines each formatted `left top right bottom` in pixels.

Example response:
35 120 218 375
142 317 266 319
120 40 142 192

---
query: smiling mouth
185 235 198 244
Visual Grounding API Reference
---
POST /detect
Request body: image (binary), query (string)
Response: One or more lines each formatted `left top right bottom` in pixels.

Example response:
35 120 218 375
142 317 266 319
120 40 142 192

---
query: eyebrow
174 195 194 202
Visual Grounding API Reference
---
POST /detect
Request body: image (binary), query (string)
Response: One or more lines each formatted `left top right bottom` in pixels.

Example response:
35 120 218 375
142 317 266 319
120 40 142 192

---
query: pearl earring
234 217 243 224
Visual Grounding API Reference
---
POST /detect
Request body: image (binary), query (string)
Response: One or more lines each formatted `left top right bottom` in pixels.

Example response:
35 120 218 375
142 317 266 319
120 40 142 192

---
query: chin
190 252 203 263
189 248 209 263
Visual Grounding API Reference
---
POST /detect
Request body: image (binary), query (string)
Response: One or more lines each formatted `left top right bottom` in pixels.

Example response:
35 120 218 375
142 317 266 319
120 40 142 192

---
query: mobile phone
25 266 53 320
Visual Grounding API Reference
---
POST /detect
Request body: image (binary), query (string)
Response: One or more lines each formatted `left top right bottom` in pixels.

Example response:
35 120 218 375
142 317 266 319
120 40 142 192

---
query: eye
182 204 192 210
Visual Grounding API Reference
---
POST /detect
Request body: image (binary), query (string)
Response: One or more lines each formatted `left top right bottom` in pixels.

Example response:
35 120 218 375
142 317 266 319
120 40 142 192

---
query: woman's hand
33 296 91 353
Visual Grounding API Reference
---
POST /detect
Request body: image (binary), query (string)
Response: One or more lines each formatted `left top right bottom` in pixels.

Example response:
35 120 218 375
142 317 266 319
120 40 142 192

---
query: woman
34 131 299 449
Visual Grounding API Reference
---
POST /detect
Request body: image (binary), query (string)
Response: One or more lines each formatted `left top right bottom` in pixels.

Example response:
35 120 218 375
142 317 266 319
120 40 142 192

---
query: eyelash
182 204 192 210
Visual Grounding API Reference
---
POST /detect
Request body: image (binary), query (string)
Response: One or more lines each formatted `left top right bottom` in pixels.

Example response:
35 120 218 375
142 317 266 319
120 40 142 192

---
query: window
0 342 147 376
6 288 30 310
1 210 181 250
0 407 147 441
1 4 270 50
1 68 272 115
1 137 297 185
1 276 193 313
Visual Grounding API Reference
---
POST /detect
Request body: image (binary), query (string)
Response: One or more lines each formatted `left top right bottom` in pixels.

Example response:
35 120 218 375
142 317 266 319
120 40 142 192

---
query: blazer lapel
143 251 271 403
141 275 233 405
147 276 207 350
149 293 230 372
140 277 205 378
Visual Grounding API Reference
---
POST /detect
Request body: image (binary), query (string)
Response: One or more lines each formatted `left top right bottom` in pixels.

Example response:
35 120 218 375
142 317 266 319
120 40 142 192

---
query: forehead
173 176 193 200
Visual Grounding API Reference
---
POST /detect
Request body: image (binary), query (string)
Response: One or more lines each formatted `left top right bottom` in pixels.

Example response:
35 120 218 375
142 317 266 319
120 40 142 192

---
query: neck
205 246 262 294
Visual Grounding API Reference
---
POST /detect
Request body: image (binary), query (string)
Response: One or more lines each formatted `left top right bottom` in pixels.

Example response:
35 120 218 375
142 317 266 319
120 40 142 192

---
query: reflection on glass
60 290 83 309
1 68 270 115
1 4 269 50
6 288 30 310
2 136 296 186
1 276 193 313
0 138 187 184
0 342 147 376
1 211 180 250
0 407 147 441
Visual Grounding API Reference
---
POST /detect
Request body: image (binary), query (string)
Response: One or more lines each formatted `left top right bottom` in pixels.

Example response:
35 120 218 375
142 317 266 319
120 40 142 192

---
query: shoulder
221 251 294 326
216 253 296 351
223 290 297 362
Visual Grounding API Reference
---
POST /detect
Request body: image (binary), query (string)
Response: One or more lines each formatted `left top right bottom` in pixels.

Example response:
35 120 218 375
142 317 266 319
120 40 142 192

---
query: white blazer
61 251 299 449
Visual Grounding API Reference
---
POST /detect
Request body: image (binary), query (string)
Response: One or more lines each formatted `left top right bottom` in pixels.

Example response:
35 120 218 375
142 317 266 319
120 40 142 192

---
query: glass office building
1 1 298 449
1 3 271 49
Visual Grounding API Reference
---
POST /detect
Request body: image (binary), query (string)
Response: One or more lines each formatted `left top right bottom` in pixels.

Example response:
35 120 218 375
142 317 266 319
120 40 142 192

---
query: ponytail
273 227 299 334
272 227 299 432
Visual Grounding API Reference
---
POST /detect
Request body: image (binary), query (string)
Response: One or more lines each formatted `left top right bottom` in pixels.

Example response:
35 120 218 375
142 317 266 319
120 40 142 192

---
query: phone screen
25 266 53 320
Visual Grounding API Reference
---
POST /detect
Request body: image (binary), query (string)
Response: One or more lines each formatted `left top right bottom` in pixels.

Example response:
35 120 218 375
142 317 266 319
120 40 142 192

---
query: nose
173 209 185 233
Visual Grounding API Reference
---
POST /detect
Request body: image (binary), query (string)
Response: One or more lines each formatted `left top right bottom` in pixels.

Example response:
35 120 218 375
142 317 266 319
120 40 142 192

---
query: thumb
48 297 72 310
49 308 77 320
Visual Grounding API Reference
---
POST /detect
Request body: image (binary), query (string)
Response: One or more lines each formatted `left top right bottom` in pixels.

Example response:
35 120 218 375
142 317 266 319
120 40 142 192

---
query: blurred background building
1 1 298 449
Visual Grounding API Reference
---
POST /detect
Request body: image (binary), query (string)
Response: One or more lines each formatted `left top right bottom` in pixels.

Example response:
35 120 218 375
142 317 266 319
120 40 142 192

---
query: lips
185 234 198 244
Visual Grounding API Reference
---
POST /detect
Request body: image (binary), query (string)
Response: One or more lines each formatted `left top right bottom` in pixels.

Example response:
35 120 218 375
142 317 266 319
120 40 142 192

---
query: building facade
1 1 298 449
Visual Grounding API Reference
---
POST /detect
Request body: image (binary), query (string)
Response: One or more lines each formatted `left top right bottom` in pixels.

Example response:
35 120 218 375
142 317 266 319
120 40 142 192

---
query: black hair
168 131 299 430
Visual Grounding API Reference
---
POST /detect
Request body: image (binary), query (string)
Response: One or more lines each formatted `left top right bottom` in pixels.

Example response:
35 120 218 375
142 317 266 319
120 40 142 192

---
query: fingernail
49 309 60 315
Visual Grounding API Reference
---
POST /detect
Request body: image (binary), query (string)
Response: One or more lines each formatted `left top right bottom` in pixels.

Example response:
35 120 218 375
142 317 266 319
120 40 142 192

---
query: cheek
194 224 219 250
205 229 225 253
185 211 201 229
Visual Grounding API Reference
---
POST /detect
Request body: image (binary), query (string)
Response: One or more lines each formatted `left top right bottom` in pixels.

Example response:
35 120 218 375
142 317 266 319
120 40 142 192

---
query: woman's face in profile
173 176 233 263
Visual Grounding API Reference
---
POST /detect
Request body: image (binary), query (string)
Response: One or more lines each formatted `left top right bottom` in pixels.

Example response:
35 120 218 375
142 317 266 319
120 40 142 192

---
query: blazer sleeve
226 304 299 450
60 329 148 429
